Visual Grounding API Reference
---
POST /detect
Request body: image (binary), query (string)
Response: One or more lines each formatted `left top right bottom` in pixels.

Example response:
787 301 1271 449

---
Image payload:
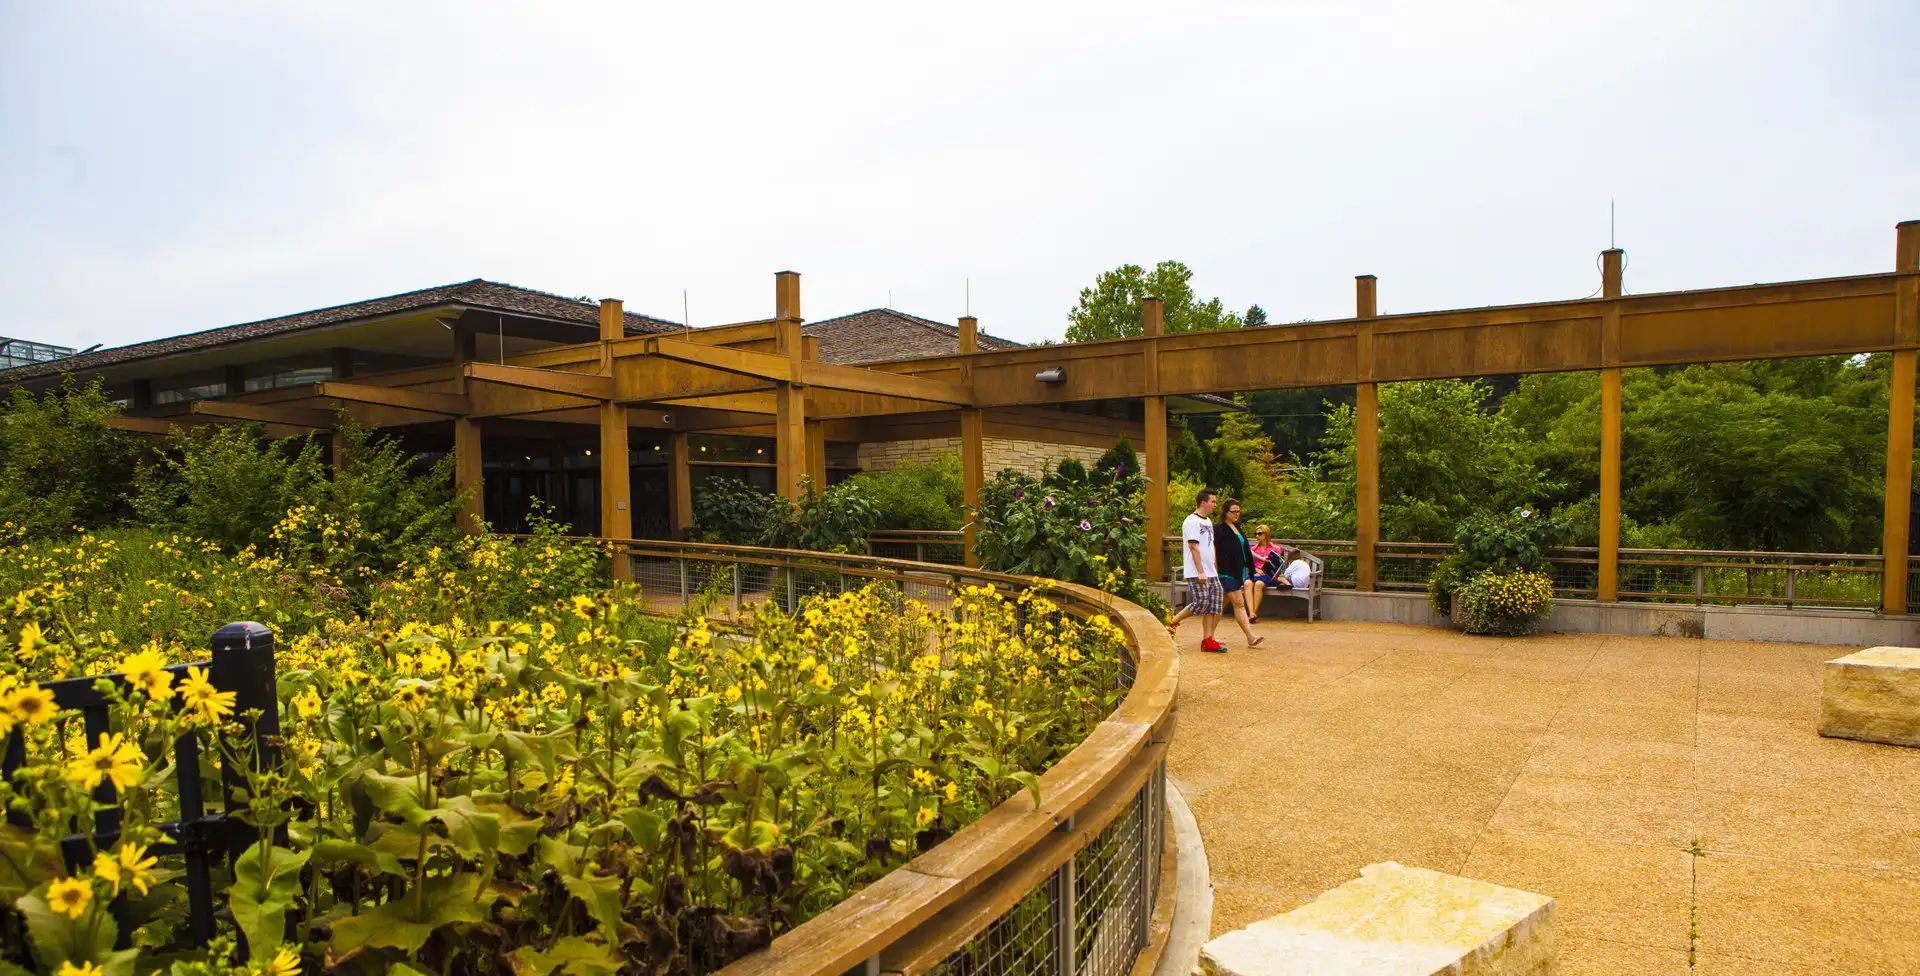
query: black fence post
210 621 278 961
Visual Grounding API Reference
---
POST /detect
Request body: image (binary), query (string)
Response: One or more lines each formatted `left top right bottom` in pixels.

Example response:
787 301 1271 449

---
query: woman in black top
1213 498 1265 648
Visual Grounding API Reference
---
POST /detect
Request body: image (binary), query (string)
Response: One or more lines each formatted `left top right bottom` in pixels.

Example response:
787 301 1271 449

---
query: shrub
132 424 328 552
1428 506 1555 616
1453 568 1555 635
695 476 880 554
973 451 1161 614
0 379 141 537
841 456 963 530
694 475 787 545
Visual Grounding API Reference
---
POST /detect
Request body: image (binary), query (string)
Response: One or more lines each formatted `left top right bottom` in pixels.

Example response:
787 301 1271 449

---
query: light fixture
652 445 662 451
584 449 593 457
755 448 764 455
1035 366 1067 384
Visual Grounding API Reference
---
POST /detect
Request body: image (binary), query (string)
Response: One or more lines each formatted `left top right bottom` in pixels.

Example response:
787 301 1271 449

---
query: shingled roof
0 279 681 383
804 308 1022 365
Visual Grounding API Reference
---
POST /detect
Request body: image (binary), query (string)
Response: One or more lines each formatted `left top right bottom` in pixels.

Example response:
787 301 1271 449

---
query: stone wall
856 436 1108 477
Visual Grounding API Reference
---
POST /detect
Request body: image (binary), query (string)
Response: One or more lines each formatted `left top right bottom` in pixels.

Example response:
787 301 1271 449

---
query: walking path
1166 619 1920 975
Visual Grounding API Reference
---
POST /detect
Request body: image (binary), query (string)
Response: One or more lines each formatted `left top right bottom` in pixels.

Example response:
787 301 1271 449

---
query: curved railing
606 539 1180 976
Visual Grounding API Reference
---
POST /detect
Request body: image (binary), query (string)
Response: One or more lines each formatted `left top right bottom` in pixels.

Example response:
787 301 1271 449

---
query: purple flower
1079 520 1093 531
1014 489 1025 500
1043 496 1056 509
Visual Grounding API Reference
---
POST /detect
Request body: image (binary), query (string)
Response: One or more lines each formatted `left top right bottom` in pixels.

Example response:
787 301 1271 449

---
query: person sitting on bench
1247 525 1283 622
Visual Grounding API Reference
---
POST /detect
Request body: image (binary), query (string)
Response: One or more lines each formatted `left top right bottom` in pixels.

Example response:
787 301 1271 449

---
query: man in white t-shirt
1165 489 1226 653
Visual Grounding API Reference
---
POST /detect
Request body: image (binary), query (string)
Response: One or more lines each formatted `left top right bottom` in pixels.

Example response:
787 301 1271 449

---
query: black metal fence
2 622 279 956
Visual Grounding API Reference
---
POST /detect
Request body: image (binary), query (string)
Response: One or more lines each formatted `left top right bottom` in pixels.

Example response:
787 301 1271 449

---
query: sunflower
46 876 91 919
68 732 145 792
179 667 236 722
6 685 57 726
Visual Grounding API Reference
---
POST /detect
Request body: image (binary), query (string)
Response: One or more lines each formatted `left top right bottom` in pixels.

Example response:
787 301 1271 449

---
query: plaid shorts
1184 577 1224 617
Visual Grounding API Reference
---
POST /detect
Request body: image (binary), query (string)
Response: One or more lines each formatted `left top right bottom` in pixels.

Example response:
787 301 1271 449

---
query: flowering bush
971 459 1163 617
0 524 1129 976
1428 506 1556 616
1453 569 1555 636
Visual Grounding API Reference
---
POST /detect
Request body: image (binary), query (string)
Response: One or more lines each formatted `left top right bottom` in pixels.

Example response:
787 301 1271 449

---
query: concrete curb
1154 777 1212 976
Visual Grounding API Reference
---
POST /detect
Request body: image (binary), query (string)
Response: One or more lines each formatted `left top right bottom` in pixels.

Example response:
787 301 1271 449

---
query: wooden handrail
555 537 1179 976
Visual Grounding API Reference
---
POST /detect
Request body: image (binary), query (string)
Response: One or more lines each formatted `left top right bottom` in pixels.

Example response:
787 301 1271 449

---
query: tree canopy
1064 261 1244 342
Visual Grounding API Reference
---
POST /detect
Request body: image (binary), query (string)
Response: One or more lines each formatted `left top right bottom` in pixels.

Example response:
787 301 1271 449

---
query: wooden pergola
108 221 1920 612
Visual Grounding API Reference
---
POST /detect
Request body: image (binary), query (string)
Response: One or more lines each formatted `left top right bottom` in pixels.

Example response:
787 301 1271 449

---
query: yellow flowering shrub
1453 569 1555 636
0 538 1129 976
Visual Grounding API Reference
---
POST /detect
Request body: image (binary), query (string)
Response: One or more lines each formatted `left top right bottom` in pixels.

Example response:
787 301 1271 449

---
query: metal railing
866 530 969 566
2 622 280 958
1156 536 1889 610
602 540 1177 976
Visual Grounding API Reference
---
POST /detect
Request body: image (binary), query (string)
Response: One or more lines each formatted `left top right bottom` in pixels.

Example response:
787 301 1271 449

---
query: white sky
2 1 1916 349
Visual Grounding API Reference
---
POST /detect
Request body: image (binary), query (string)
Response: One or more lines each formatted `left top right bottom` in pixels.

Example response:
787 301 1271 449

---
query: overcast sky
2 1 1916 350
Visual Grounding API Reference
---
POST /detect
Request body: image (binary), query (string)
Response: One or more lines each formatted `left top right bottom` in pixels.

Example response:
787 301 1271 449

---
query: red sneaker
1200 637 1225 654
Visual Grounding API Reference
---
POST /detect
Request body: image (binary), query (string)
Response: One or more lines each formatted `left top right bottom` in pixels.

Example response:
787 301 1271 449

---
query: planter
1449 594 1469 629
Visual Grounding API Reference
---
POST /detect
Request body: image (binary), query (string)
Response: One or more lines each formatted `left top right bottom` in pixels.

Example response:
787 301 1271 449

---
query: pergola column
774 271 807 501
598 299 633 581
329 347 354 473
959 316 984 567
452 328 484 532
1884 221 1920 614
1599 248 1625 602
1354 276 1379 592
802 335 828 487
670 431 695 539
1141 298 1168 585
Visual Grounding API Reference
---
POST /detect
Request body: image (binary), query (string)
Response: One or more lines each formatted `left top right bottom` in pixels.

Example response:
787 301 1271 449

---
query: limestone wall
856 436 1107 478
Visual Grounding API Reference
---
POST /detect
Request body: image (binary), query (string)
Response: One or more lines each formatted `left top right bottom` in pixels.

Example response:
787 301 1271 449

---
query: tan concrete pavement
1167 619 1920 975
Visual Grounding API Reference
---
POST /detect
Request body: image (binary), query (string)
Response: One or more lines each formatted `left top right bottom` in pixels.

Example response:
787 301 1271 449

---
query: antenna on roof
966 278 971 316
1610 199 1615 250
887 290 893 309
683 290 690 330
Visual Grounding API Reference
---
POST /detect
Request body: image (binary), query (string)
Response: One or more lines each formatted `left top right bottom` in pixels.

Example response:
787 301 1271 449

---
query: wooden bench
1168 551 1323 623
1199 862 1556 976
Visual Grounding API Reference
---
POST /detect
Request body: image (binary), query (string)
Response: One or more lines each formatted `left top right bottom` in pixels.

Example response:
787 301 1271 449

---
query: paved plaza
1168 619 1920 975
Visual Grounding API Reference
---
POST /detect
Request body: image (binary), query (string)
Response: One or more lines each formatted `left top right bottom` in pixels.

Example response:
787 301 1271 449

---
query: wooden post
1141 299 1168 584
774 272 806 500
670 431 695 539
1354 276 1379 592
452 327 483 532
959 315 984 567
597 300 632 579
223 365 245 397
1599 250 1625 602
1883 221 1920 614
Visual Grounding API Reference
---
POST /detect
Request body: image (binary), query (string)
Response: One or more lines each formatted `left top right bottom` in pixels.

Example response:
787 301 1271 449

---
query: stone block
1819 646 1920 747
1198 862 1556 976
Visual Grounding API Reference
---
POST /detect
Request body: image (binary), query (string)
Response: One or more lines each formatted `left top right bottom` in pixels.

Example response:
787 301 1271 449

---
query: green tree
1207 400 1284 523
1064 261 1244 342
0 379 142 537
1245 304 1269 327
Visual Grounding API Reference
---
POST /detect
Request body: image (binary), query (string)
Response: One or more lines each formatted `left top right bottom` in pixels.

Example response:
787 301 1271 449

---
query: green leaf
18 892 116 969
311 838 407 878
432 795 502 856
230 844 311 959
362 770 434 825
561 872 624 942
537 835 582 877
508 937 623 976
1006 771 1043 805
328 874 490 957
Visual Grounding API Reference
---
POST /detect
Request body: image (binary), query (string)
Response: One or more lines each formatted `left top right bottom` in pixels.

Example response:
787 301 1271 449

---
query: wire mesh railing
599 540 1177 976
865 531 969 566
1151 535 1888 610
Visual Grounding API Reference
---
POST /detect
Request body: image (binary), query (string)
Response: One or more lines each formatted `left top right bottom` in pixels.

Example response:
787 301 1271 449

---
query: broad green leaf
1006 771 1043 805
230 844 311 960
311 839 407 878
560 872 624 942
17 892 116 969
537 836 582 877
508 937 623 976
432 795 502 856
329 874 491 956
362 771 434 825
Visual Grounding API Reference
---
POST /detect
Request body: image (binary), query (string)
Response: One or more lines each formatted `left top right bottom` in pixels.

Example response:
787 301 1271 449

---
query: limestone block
1819 646 1920 747
1197 862 1555 976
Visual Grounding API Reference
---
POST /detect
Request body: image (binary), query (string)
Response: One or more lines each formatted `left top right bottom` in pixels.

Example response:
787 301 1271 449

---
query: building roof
0 279 681 383
804 308 1022 365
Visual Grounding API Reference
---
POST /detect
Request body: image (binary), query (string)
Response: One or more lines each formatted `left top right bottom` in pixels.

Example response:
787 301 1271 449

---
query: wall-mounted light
1035 366 1067 384
584 449 593 457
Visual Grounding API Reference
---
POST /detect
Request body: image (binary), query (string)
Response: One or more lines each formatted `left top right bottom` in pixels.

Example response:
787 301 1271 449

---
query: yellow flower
263 946 302 976
46 876 91 919
909 768 936 789
179 667 236 722
6 685 57 726
539 621 556 641
943 781 959 803
116 843 158 895
69 732 145 792
17 621 45 659
915 805 937 828
119 648 173 701
57 962 101 976
293 686 322 719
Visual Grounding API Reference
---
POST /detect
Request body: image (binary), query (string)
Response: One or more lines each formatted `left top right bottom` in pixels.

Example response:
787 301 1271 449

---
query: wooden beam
670 432 695 538
316 382 468 415
805 420 827 488
189 400 337 429
1883 221 1920 614
1354 276 1379 593
1598 249 1625 603
797 361 973 406
455 418 483 533
600 401 632 580
464 362 613 400
106 416 179 436
646 337 794 383
1141 299 1167 585
776 384 806 500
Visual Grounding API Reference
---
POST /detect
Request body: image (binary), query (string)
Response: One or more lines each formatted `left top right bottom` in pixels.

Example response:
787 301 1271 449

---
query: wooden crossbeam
189 400 336 428
797 361 972 406
644 337 794 382
315 382 468 415
463 362 612 400
106 416 180 436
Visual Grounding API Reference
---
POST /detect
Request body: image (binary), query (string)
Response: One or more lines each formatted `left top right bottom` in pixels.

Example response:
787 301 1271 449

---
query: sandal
1248 636 1266 648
